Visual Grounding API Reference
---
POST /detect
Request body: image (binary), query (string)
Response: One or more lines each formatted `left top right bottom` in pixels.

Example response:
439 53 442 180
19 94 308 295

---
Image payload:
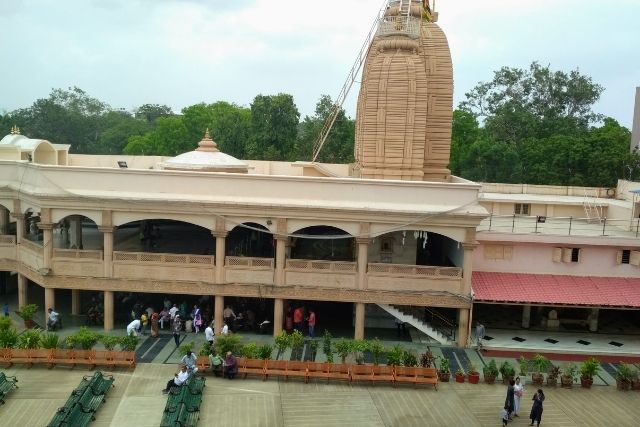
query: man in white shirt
205 323 215 345
162 365 189 394
169 304 179 320
127 319 141 336
221 321 229 336
47 308 60 330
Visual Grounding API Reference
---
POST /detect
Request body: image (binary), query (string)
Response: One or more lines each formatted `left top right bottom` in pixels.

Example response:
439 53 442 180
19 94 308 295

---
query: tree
247 94 300 161
134 104 173 124
295 95 355 163
123 116 189 156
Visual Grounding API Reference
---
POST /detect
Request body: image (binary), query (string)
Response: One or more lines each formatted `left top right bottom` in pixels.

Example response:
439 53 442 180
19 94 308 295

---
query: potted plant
455 368 465 383
0 317 19 348
420 349 436 368
468 362 480 384
369 338 386 365
386 345 404 367
518 356 528 380
579 357 600 389
334 339 354 364
437 356 450 382
290 330 305 361
73 327 100 350
353 339 368 365
322 330 333 363
119 333 139 351
616 363 633 391
101 335 120 351
216 333 242 356
17 328 42 349
41 332 60 349
531 354 549 385
499 360 515 384
402 350 418 367
630 367 640 391
258 344 273 360
561 363 577 388
241 342 260 359
546 365 560 387
275 331 291 360
483 359 498 384
18 304 38 329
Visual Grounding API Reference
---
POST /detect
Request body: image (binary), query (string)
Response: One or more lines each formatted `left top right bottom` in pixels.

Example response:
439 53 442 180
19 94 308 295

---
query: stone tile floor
2 363 640 427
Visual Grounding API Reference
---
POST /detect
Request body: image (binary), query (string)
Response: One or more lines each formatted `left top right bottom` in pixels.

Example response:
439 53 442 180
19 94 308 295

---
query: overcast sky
1 0 639 126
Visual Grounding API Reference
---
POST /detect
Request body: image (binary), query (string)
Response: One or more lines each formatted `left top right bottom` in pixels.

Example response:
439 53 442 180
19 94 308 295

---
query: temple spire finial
10 125 20 135
197 128 219 152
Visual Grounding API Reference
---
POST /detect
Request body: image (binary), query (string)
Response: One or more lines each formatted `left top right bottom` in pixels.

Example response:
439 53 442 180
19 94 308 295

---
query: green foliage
67 327 100 350
18 328 42 349
322 330 333 363
334 339 353 364
386 345 405 367
258 344 274 360
199 341 213 357
216 333 242 355
420 350 436 368
579 357 600 379
0 316 12 331
562 363 578 381
290 330 305 354
616 363 633 382
100 335 120 351
499 360 516 379
518 356 529 375
437 355 450 373
402 350 418 367
119 333 139 351
17 304 38 321
531 354 550 374
178 342 195 357
41 332 60 349
467 361 478 375
274 331 291 359
247 93 300 161
0 326 19 348
241 342 260 359
369 338 386 366
484 359 499 377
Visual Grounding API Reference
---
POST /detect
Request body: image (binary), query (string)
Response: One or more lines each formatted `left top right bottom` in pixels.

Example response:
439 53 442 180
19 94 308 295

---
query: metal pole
489 213 493 231
602 217 607 236
568 216 572 235
512 214 516 232
535 217 539 233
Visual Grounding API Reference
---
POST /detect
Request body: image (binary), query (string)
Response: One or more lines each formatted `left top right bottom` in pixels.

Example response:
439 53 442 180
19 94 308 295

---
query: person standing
221 320 230 336
150 310 159 338
514 376 524 417
505 379 515 420
529 389 545 426
223 305 236 332
205 322 215 346
307 309 316 338
285 307 293 333
172 315 183 347
293 306 303 332
140 311 149 335
191 304 202 334
476 321 485 349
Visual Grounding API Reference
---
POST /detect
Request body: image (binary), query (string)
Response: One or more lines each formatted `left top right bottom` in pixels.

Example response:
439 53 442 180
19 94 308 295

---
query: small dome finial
10 125 20 135
197 128 219 152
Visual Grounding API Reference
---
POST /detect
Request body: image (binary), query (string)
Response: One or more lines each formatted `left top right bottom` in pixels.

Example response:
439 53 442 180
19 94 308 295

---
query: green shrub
532 354 550 374
71 327 100 350
0 327 18 348
178 342 195 357
258 344 273 360
274 331 291 359
322 330 333 362
290 330 305 358
241 342 260 359
18 328 42 349
41 332 60 349
199 341 213 356
119 333 139 351
579 357 600 379
216 333 242 355
17 304 38 321
402 350 418 367
334 339 353 364
499 360 516 379
484 359 499 377
0 316 12 331
386 345 404 367
100 335 120 351
369 338 385 366
437 356 450 373
518 356 528 375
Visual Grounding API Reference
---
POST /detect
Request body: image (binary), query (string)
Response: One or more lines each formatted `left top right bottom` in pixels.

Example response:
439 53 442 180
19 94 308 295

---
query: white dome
161 130 248 173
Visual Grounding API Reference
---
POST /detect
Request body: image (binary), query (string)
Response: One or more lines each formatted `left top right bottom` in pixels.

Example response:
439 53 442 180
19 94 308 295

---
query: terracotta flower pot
531 373 544 386
631 379 640 391
561 376 573 388
24 319 34 329
616 380 631 391
438 371 450 382
546 377 558 387
580 377 593 389
468 373 480 384
455 374 465 383
484 374 496 384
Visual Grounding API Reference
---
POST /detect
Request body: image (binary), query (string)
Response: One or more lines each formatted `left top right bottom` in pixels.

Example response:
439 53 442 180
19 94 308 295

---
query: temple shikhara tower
355 0 453 182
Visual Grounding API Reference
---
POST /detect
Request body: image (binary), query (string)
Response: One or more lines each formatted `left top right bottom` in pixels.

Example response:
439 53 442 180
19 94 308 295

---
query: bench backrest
287 361 307 371
244 358 266 369
416 367 438 378
307 362 328 373
372 365 394 375
265 359 288 370
395 366 417 377
350 364 372 375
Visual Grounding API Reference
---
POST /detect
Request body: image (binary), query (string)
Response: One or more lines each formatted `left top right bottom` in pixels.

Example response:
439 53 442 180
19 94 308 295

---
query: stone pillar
273 298 284 336
274 218 287 285
461 243 477 295
99 226 114 278
69 215 83 249
522 305 532 328
0 206 9 234
457 308 470 347
104 290 114 331
356 225 371 290
588 308 599 332
354 302 365 340
44 287 55 325
71 289 81 315
213 231 227 283
214 295 224 335
40 223 54 270
13 214 25 243
17 274 27 308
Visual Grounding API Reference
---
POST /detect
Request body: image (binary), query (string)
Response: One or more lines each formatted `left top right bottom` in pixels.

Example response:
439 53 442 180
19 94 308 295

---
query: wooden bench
196 355 210 373
394 366 418 387
372 365 395 385
350 364 373 384
327 363 350 382
285 361 308 382
264 360 288 380
239 358 266 380
0 372 18 404
415 367 438 390
306 361 329 383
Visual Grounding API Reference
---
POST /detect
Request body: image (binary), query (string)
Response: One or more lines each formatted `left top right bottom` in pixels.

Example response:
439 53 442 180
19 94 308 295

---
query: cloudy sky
1 0 639 126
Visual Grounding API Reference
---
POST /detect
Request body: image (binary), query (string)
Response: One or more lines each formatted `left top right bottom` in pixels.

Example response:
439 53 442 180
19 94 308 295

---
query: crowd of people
501 377 545 426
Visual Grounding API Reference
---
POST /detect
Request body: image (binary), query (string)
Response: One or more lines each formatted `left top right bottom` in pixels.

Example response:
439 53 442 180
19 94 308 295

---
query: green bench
0 372 19 404
47 371 114 427
161 375 205 427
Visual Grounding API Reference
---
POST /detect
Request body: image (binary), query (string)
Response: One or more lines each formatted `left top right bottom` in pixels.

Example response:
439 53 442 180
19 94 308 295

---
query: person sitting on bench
162 365 189 394
223 351 237 379
47 308 61 330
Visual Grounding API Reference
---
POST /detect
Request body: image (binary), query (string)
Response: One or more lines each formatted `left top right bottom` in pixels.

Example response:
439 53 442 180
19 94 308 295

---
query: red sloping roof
472 272 640 308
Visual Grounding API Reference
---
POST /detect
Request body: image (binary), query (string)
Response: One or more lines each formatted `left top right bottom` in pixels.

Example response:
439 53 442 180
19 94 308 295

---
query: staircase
377 304 452 345
583 189 603 224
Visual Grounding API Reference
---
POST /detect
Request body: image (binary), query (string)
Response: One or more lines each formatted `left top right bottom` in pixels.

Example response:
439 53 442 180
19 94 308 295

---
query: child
500 406 509 426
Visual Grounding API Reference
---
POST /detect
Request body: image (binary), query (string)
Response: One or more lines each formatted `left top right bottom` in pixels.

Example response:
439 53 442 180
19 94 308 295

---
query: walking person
475 321 485 349
505 379 515 420
191 304 202 334
513 377 524 417
172 315 183 347
205 322 215 346
150 310 159 338
529 389 545 426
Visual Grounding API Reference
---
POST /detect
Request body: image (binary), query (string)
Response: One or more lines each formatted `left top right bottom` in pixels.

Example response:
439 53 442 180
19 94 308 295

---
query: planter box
468 373 480 384
580 377 593 389
455 374 465 383
484 374 496 384
438 372 450 382
616 380 631 391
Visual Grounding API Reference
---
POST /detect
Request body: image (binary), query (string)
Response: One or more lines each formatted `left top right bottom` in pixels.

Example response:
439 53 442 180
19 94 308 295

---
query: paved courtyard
2 363 639 427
